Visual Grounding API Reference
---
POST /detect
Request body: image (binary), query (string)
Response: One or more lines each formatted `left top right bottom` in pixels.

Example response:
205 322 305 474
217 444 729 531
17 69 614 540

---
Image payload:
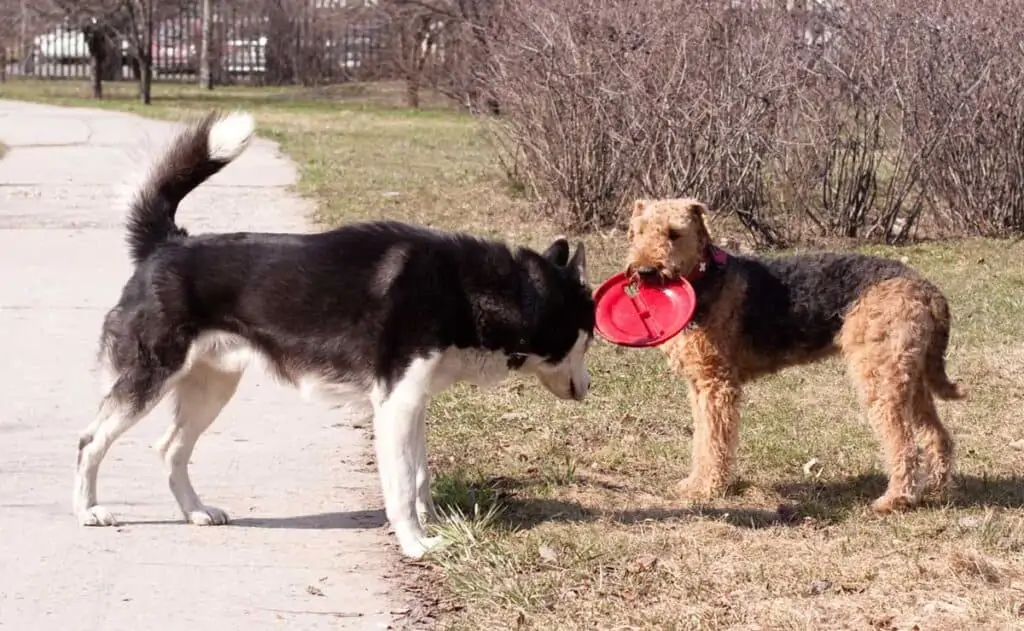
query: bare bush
429 0 507 114
484 0 1024 244
910 1 1024 237
486 0 663 229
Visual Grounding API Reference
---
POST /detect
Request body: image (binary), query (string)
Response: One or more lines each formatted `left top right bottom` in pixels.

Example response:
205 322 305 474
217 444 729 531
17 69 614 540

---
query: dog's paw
187 505 231 526
77 505 119 527
399 534 446 560
871 493 915 514
674 476 725 502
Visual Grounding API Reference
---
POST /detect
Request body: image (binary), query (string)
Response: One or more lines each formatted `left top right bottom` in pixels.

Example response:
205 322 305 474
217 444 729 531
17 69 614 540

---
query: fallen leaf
538 545 558 562
869 614 895 629
958 515 983 529
922 600 967 615
306 585 325 597
809 579 832 595
629 554 659 573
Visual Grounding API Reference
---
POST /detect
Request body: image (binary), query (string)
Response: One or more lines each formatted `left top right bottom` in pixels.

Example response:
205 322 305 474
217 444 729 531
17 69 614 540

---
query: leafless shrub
483 0 1024 243
429 0 508 115
910 1 1024 237
485 0 662 230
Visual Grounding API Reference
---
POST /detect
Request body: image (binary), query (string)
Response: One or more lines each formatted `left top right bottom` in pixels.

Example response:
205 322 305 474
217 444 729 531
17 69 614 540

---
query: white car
34 26 89 63
34 25 131 65
224 36 267 74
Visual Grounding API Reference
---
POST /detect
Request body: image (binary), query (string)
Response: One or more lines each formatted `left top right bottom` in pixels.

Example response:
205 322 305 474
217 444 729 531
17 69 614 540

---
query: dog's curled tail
925 291 965 401
126 110 255 264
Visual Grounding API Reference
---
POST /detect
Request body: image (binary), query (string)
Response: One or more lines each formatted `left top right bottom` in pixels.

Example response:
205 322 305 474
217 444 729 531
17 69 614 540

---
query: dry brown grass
7 78 1024 630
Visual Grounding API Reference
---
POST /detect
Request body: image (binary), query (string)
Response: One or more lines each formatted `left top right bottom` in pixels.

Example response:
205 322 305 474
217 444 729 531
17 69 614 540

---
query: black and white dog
73 111 595 558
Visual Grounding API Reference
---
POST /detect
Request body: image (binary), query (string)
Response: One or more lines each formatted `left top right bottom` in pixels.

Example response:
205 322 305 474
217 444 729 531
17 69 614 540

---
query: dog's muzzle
627 263 665 284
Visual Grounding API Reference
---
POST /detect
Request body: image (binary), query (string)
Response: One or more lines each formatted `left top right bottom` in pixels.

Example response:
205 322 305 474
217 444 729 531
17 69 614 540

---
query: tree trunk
139 55 152 104
405 76 420 108
138 0 154 104
91 54 104 98
199 0 213 90
84 27 107 99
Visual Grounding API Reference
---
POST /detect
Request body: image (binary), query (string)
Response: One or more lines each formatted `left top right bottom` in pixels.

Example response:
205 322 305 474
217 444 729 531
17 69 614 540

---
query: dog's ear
568 241 588 286
688 201 712 241
627 200 648 240
542 236 570 267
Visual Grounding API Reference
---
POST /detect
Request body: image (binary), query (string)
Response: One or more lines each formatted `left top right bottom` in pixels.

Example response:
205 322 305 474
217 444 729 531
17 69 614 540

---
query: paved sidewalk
0 101 403 631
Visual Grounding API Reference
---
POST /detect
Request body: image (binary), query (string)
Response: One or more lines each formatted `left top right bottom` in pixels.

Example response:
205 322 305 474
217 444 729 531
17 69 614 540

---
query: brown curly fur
625 198 964 513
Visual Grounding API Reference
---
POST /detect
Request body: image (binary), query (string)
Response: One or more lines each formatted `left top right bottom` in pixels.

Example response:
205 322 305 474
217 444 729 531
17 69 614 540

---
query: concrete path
0 101 410 630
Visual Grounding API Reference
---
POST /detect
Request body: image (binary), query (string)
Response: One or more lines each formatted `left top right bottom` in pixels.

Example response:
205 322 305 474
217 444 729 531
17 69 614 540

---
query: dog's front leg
412 407 440 526
677 378 741 501
373 391 442 559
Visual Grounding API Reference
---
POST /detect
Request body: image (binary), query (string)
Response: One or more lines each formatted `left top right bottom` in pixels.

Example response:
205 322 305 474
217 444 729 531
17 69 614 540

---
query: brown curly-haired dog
625 198 965 513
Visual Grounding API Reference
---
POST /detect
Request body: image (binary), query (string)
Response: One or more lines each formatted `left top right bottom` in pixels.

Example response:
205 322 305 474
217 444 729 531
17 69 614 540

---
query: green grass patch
8 76 1024 630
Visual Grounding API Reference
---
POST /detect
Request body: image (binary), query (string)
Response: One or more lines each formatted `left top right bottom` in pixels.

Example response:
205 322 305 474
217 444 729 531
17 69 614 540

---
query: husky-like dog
73 111 595 559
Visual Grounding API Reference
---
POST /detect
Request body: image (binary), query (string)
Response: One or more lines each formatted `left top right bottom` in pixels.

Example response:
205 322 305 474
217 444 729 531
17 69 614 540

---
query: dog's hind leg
413 407 439 526
74 370 176 526
911 377 955 497
372 357 443 559
841 279 932 513
153 362 242 526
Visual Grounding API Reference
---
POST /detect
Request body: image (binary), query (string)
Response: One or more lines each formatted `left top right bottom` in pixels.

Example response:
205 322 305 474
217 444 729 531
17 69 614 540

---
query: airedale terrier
625 198 964 513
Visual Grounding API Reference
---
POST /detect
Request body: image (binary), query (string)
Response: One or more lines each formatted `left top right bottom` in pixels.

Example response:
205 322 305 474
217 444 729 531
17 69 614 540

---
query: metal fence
3 1 394 85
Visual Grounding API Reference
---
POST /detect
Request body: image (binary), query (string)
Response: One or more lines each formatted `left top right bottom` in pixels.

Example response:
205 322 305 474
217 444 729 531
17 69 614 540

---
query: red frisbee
593 273 696 347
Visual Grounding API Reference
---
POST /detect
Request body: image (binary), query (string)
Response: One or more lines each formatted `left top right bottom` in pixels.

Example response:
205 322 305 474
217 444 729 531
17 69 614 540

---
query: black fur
124 111 228 263
102 115 594 412
691 251 919 356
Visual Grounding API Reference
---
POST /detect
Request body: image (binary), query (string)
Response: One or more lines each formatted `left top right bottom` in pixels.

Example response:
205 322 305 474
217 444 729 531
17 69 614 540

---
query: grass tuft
8 78 1024 630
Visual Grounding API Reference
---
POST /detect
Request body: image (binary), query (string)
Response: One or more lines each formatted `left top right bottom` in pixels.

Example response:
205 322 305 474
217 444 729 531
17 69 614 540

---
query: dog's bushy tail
925 291 965 401
126 110 255 264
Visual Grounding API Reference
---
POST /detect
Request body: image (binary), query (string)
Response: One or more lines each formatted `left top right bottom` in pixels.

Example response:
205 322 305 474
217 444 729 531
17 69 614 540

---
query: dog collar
686 245 728 283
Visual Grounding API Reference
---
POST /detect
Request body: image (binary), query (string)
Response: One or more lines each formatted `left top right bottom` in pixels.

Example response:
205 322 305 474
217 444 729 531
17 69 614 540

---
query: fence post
199 0 213 89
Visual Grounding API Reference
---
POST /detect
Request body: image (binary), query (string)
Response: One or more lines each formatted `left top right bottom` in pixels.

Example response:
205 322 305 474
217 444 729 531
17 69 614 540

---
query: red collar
686 245 728 283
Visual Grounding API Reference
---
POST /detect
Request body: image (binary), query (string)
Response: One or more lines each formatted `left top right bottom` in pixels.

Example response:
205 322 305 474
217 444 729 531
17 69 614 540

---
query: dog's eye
667 228 682 241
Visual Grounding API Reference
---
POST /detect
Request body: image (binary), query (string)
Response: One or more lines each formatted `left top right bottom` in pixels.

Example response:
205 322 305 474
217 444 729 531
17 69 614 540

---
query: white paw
78 505 119 527
187 505 231 526
398 533 445 560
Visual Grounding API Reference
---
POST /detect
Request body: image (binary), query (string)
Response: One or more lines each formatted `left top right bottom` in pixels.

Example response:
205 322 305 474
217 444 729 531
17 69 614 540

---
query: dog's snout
636 266 659 279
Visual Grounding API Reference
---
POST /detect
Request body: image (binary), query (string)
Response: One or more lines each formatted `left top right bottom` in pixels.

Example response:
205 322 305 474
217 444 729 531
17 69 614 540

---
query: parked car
34 26 89 64
224 35 267 74
32 24 131 73
152 19 200 74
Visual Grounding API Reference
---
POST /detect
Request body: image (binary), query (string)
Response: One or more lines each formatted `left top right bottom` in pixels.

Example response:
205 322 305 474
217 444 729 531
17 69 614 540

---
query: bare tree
198 0 212 89
380 0 444 108
34 0 170 103
0 0 19 81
